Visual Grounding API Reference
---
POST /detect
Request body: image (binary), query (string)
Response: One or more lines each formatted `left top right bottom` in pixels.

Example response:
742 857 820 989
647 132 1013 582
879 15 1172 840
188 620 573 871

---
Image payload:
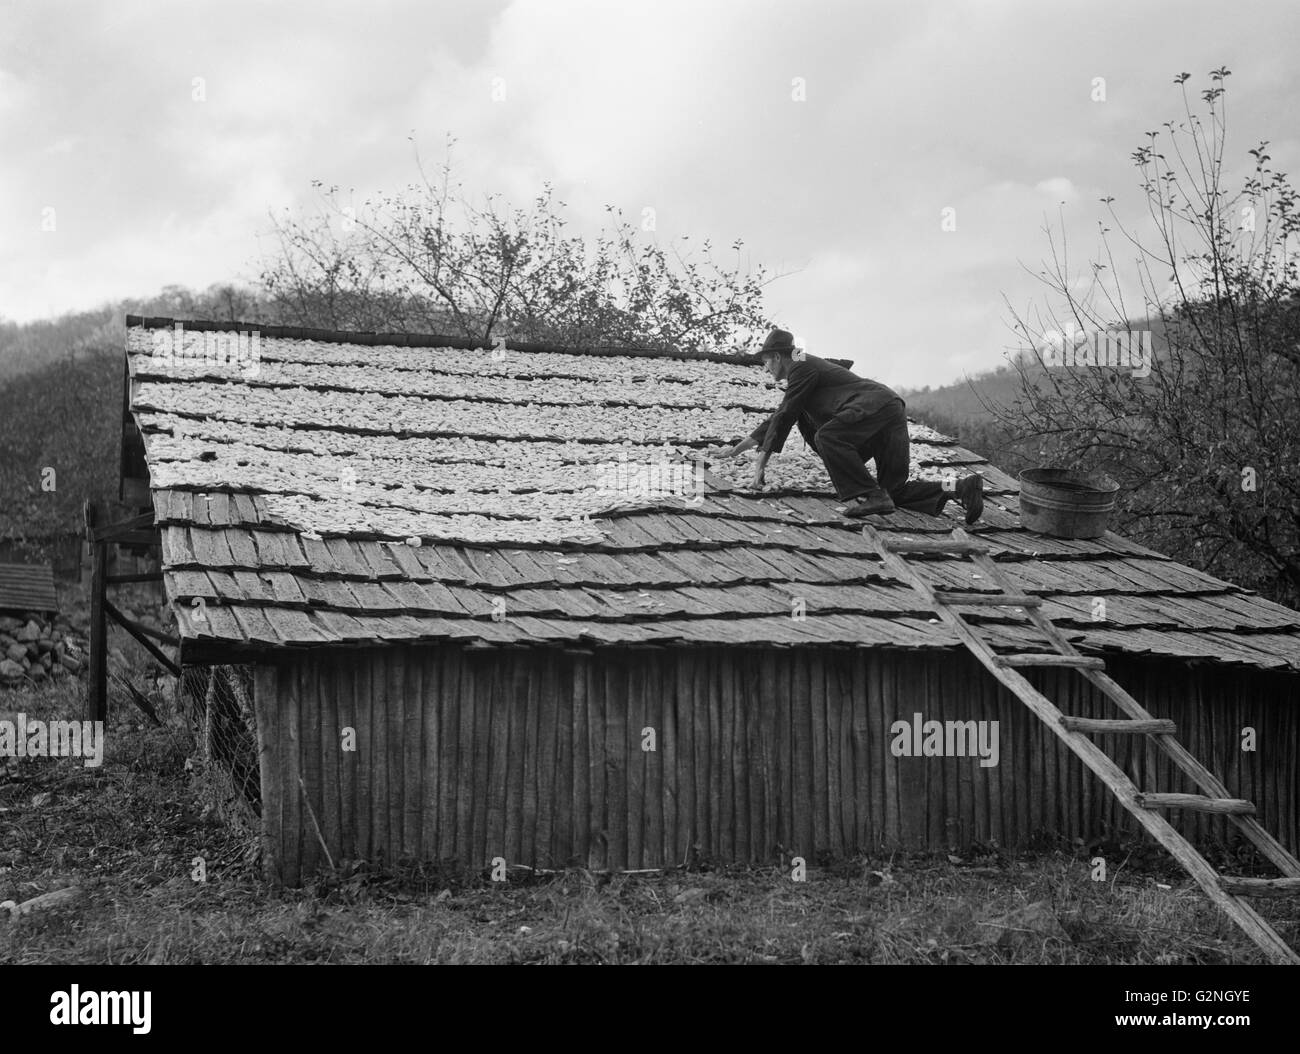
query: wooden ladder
862 524 1300 965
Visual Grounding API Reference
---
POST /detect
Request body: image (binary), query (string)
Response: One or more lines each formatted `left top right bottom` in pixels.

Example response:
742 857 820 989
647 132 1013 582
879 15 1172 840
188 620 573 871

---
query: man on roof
718 328 984 522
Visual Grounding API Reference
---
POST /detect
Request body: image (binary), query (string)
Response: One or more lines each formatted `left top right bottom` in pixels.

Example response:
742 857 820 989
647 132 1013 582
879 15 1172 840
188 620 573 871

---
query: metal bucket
1018 468 1119 539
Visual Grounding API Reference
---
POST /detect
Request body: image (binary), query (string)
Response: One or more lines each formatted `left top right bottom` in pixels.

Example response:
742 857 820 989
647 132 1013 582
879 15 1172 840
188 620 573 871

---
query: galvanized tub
1018 468 1119 539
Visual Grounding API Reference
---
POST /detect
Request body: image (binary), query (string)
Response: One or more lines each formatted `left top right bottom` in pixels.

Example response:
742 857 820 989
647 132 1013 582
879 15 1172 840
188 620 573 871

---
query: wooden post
86 502 108 723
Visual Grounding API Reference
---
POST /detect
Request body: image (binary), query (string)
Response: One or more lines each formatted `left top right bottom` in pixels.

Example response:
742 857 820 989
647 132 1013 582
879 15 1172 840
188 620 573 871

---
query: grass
2 583 1296 965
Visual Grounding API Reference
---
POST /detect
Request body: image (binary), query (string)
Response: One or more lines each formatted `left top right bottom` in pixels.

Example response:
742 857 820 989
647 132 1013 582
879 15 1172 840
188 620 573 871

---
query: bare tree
988 68 1300 606
259 136 782 351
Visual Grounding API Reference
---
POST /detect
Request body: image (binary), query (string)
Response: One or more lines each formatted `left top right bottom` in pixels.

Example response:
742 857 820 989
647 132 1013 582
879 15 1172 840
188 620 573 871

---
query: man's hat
756 328 796 358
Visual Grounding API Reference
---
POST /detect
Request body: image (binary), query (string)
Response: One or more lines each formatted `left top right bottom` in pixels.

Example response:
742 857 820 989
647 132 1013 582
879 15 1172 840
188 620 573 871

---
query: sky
2 0 1297 387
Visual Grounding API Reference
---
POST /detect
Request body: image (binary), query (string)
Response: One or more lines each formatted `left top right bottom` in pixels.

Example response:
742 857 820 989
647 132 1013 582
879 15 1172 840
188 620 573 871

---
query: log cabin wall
254 644 1300 885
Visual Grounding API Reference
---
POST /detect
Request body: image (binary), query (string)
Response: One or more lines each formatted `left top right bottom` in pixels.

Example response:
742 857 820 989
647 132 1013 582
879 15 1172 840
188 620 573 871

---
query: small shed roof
123 317 1300 670
0 562 57 615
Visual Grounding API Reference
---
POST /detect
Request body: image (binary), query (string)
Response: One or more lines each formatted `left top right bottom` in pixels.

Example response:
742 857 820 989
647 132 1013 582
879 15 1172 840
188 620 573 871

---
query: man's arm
759 362 820 454
717 433 770 490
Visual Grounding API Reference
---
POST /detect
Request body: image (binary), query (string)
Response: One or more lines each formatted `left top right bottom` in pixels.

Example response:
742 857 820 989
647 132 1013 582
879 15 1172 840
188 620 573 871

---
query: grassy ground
2 586 1295 965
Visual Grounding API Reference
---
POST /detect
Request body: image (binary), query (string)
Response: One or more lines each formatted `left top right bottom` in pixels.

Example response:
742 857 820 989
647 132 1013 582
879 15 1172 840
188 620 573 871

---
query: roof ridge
125 314 771 364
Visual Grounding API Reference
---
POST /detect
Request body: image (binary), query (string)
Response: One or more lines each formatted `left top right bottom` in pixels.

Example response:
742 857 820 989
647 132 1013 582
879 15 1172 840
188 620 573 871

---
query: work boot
956 473 984 524
844 490 897 518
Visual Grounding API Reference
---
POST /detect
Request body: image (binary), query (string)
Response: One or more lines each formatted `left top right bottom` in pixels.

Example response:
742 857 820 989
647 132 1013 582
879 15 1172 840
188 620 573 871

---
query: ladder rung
935 592 1042 608
878 537 990 555
1219 876 1300 898
1061 716 1176 735
997 653 1106 670
1136 793 1256 815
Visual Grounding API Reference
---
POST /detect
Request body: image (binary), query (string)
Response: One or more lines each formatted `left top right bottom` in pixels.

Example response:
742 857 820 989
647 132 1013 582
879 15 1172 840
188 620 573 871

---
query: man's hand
719 436 757 458
750 451 770 490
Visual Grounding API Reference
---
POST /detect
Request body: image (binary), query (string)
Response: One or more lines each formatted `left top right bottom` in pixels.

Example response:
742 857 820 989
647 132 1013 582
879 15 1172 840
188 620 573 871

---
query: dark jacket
748 354 903 454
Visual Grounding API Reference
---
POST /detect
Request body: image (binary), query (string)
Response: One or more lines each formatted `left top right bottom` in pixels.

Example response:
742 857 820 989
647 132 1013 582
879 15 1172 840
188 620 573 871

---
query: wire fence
177 664 261 834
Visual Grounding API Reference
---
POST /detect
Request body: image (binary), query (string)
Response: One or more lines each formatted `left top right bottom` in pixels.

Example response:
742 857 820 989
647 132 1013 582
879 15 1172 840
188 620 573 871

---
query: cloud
1 0 1298 389
1034 177 1079 202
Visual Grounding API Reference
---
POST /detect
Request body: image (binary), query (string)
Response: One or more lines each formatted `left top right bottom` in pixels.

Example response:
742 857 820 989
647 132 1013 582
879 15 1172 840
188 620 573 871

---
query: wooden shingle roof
124 317 1300 669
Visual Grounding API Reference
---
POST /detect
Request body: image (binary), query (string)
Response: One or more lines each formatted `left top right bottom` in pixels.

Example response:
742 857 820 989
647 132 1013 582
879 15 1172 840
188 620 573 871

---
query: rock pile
0 612 89 686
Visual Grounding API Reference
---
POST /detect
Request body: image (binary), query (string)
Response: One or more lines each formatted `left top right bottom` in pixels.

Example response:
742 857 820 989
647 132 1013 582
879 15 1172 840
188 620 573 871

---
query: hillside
0 285 268 384
900 318 1174 470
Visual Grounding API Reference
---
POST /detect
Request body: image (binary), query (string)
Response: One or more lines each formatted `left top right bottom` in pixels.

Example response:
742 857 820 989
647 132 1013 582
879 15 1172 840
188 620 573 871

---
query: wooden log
403 647 423 861
775 648 792 853
87 523 108 724
388 650 407 863
470 654 493 870
536 651 559 869
320 653 341 866
1058 671 1079 845
644 655 664 868
105 571 164 584
489 659 512 866
677 650 697 865
354 658 374 863
659 652 678 867
851 651 874 847
1061 716 1177 735
553 652 574 866
103 530 161 547
283 663 303 886
587 658 607 870
446 646 467 866
298 661 322 878
626 654 645 870
944 659 963 847
1136 793 1256 815
254 665 283 885
571 653 590 864
743 660 759 868
372 653 391 865
693 649 712 860
875 655 899 845
957 658 979 846
809 651 829 855
874 536 990 555
934 592 1042 607
998 653 1107 670
339 657 358 861
90 511 156 541
521 658 541 868
899 662 929 848
608 658 629 869
791 651 813 859
833 653 855 855
1219 876 1300 898
103 600 180 675
420 649 441 864
718 653 735 862
731 655 749 864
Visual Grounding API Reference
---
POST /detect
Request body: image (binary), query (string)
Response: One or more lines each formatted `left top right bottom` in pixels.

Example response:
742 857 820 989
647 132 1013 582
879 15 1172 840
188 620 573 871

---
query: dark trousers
812 398 946 513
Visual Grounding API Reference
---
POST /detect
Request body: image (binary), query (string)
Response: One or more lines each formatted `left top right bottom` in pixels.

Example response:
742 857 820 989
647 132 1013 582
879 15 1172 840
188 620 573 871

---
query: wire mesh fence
177 663 261 834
